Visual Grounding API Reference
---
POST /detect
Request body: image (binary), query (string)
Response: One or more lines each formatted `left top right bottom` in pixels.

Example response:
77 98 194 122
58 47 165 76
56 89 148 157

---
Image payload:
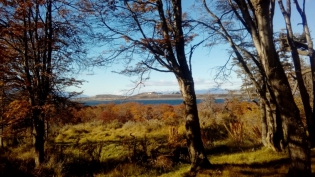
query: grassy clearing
210 146 288 165
1 120 309 177
55 120 170 144
1 101 314 176
156 147 290 177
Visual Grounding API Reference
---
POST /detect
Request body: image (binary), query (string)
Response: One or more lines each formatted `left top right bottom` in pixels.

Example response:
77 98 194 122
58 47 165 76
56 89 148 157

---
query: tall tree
278 0 315 146
200 0 285 151
201 0 311 175
292 0 315 113
82 0 211 171
0 0 87 166
245 2 310 174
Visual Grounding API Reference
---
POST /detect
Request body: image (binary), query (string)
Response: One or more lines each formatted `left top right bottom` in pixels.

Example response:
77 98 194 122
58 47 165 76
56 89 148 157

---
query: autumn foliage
75 102 186 125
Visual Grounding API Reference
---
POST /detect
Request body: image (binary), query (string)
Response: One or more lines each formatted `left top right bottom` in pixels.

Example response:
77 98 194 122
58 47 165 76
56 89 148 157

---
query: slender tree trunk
292 1 315 145
0 89 3 148
278 0 315 147
265 99 276 148
260 100 268 146
0 125 3 148
177 77 211 171
0 97 3 148
32 110 45 167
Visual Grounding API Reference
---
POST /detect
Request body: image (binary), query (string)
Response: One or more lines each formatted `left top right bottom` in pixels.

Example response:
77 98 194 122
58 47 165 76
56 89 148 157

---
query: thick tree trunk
245 1 311 175
177 77 211 171
261 96 284 151
263 28 310 177
263 55 310 176
267 88 286 151
259 82 284 151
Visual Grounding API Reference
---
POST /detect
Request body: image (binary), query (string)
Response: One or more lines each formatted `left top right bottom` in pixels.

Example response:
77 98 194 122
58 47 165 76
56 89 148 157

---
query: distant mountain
195 88 229 94
81 88 233 99
158 88 229 95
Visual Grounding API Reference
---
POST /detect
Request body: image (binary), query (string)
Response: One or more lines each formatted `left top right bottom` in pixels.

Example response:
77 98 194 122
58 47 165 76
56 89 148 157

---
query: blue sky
68 0 315 96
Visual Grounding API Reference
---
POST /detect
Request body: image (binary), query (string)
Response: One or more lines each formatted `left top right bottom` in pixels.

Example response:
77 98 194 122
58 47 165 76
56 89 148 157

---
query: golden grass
209 147 289 165
4 118 315 177
156 147 290 177
55 120 171 144
45 120 312 177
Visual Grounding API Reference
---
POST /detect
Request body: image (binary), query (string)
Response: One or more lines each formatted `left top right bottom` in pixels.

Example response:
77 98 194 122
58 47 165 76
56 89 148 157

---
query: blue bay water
82 98 225 106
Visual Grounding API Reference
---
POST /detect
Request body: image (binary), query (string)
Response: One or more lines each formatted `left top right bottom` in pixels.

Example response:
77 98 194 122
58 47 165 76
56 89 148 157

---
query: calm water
82 98 225 106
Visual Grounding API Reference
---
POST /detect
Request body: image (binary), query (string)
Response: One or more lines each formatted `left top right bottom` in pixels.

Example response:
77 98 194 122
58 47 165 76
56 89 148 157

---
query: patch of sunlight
158 164 190 177
209 146 288 165
100 144 128 161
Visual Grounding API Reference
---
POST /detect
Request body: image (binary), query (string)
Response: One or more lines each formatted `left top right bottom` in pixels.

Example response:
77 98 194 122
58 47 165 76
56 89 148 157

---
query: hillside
74 92 244 101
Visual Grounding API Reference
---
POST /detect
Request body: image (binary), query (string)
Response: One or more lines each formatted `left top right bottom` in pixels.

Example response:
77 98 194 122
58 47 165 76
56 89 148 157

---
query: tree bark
260 100 268 146
293 0 315 147
201 0 285 151
0 125 3 148
32 109 45 167
177 77 211 171
249 0 311 175
258 91 284 151
278 0 315 147
258 80 285 151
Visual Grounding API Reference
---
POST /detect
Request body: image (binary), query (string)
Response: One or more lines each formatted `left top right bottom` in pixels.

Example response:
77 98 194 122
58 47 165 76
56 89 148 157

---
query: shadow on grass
181 159 290 177
2 145 315 177
206 143 263 155
194 158 315 177
62 159 103 177
210 157 290 169
0 155 35 177
0 153 130 177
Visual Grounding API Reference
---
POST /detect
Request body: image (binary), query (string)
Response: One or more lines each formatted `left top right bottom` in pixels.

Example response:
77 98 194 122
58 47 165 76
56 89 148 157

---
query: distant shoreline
81 98 219 106
74 93 244 102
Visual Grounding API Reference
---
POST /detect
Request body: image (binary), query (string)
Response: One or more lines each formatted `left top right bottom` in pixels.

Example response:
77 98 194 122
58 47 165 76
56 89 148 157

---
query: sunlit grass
55 120 172 144
3 118 315 177
210 146 289 165
158 164 190 177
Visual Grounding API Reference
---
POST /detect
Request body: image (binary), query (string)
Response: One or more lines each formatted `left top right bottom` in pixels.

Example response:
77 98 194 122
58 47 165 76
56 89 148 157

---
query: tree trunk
177 77 211 171
0 126 3 148
33 110 45 167
262 97 284 151
265 99 277 148
278 0 315 147
260 100 268 146
263 51 311 176
266 88 286 151
0 108 3 148
259 82 284 151
248 0 311 175
292 0 315 146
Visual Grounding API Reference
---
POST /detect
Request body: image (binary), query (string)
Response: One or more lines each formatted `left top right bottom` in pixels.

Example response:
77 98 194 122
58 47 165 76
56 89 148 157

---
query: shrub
200 122 228 148
105 119 123 130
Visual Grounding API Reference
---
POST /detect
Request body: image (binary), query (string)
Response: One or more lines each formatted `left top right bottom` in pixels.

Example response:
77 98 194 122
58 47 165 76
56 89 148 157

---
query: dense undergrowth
1 98 314 176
